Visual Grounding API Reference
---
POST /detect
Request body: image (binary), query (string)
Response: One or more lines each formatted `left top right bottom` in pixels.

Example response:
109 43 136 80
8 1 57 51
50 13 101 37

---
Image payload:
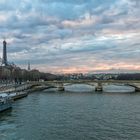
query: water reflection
0 109 12 120
0 109 16 140
103 85 135 93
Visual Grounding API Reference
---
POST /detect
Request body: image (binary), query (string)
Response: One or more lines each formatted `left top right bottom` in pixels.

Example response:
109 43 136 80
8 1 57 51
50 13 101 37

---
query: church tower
28 61 31 71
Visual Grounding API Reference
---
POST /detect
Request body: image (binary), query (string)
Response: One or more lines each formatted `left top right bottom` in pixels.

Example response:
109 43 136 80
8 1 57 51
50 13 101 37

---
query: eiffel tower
2 40 8 66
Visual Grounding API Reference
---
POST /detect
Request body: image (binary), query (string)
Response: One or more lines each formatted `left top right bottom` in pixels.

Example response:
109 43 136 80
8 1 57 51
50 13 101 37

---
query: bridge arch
64 83 95 92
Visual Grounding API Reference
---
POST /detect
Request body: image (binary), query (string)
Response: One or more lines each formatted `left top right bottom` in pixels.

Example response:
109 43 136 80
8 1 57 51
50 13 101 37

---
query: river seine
0 85 140 140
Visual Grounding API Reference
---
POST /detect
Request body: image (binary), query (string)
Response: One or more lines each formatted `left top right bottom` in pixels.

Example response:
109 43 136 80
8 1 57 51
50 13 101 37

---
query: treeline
117 73 140 80
0 65 57 83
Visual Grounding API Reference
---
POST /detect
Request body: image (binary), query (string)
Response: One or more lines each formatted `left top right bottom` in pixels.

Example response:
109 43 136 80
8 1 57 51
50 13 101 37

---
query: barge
0 93 12 112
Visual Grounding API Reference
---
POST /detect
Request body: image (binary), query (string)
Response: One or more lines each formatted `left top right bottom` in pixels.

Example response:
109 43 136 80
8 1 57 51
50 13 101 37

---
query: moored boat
0 93 12 112
9 92 28 101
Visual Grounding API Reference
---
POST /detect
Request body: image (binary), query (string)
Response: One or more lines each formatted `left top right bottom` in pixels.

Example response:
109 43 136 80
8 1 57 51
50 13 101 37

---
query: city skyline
0 0 140 73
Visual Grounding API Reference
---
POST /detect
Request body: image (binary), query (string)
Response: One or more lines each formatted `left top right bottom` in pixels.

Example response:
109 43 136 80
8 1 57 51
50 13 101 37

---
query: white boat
0 93 12 112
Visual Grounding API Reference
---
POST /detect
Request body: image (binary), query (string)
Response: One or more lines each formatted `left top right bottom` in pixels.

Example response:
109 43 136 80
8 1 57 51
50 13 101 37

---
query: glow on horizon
23 62 140 74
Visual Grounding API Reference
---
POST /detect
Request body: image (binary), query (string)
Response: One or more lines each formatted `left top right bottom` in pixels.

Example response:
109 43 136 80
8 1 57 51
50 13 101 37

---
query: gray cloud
0 0 139 73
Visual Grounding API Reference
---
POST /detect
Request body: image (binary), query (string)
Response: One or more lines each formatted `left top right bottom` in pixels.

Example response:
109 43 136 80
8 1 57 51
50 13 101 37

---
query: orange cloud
29 62 140 74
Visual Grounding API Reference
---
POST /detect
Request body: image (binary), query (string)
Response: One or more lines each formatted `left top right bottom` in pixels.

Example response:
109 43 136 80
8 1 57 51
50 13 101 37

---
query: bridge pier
57 83 65 91
135 87 140 92
58 86 65 91
95 82 103 92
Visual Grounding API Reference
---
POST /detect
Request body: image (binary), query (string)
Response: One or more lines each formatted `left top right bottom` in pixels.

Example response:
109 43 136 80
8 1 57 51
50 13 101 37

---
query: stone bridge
30 80 140 92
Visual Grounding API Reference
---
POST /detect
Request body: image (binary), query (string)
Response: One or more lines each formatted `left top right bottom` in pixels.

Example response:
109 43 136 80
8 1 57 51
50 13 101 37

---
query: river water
0 85 140 140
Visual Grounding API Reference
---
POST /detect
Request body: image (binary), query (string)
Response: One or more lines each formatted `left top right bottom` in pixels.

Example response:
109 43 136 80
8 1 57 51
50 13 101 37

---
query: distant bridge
30 80 140 92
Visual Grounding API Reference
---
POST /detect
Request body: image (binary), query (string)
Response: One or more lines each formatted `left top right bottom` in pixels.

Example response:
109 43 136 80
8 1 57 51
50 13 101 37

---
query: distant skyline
0 0 140 73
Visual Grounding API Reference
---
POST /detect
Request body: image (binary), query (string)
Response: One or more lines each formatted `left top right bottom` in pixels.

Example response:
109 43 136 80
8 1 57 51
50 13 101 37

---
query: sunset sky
0 0 140 73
